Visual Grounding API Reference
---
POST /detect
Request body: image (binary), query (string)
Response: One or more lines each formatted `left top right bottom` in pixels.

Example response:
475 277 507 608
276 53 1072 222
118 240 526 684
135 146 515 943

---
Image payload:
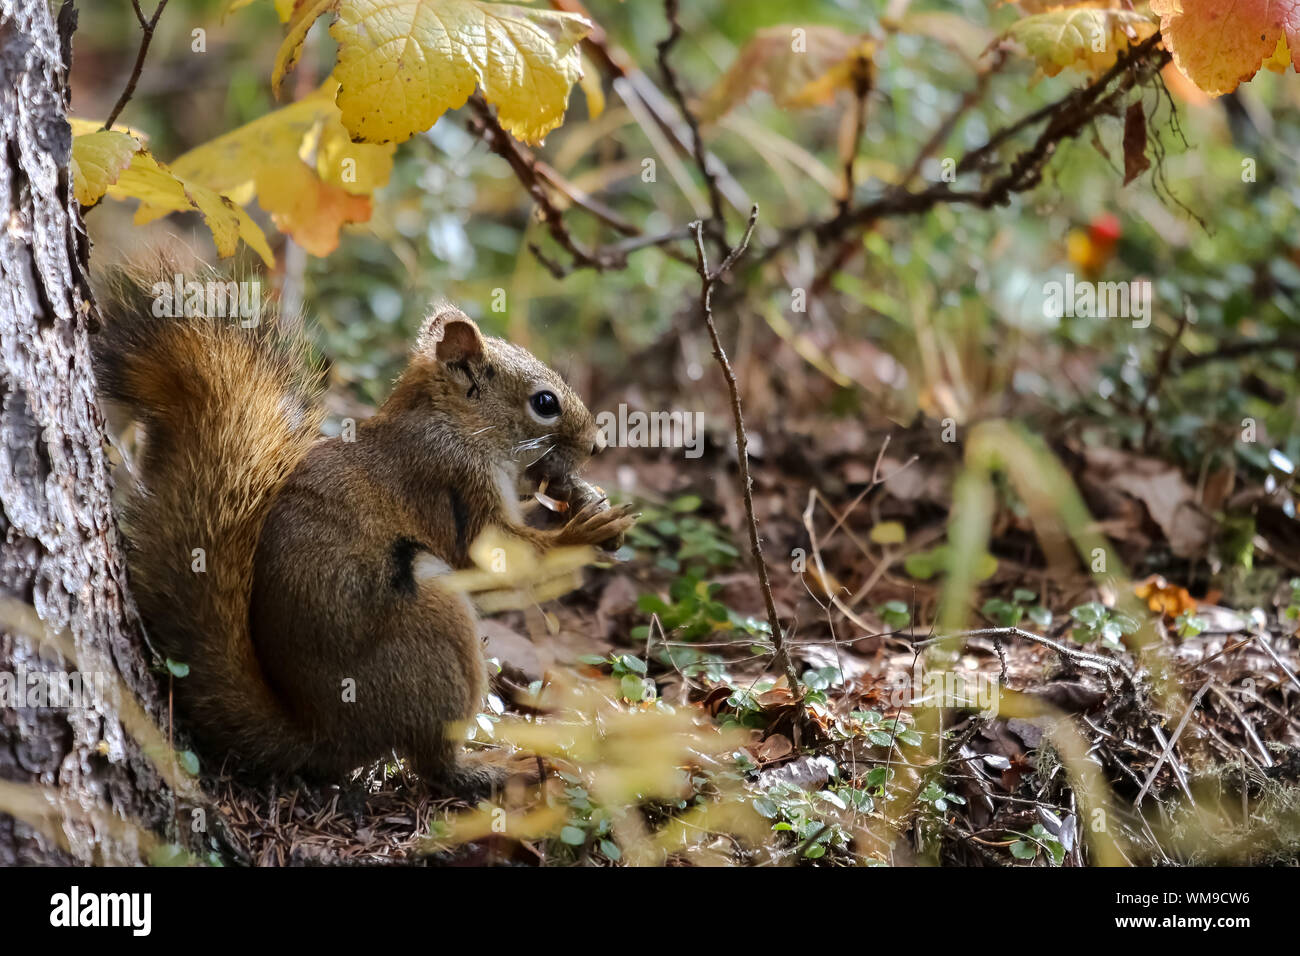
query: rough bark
0 0 170 865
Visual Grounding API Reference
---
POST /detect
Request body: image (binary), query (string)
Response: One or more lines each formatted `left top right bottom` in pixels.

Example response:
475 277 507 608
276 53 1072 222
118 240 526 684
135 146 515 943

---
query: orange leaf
1134 575 1197 619
254 160 372 256
1152 0 1300 96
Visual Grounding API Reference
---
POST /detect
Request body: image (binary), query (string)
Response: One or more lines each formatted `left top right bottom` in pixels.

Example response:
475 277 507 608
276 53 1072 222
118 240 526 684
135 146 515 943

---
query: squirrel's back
93 256 323 770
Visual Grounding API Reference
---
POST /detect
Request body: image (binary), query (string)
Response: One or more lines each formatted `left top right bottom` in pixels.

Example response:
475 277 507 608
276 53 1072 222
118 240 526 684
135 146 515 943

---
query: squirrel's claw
555 500 637 549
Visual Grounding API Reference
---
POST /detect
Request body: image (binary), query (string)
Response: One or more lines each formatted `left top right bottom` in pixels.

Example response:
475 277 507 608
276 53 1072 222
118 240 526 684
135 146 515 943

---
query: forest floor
207 341 1300 867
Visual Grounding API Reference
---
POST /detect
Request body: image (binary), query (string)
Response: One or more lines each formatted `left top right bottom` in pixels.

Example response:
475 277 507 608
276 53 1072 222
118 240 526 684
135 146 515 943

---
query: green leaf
619 654 648 676
620 673 647 701
1010 839 1037 860
1070 602 1106 627
559 826 587 846
904 549 940 580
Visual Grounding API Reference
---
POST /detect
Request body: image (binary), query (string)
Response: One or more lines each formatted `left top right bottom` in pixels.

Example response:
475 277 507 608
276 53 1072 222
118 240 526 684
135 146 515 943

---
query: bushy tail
93 256 324 771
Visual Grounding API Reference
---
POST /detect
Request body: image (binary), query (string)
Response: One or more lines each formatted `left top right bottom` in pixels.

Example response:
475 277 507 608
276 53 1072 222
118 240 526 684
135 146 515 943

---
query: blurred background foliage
74 0 1299 481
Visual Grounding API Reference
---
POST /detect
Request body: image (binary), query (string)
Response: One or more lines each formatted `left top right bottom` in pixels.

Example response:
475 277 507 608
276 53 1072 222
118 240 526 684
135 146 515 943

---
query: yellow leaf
112 150 274 265
73 121 273 265
224 0 299 19
69 117 151 141
70 130 141 206
701 26 874 121
255 160 372 257
1007 5 1158 80
138 83 392 255
870 521 907 546
1153 0 1300 96
276 0 591 146
163 82 393 195
271 0 337 96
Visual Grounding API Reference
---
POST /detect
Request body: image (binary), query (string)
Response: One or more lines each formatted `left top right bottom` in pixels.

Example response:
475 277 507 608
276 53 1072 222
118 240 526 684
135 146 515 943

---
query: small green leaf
1010 840 1037 860
620 673 647 701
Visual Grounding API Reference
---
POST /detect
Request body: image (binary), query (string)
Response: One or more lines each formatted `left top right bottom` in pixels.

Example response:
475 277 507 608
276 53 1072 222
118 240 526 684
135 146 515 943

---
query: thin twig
104 0 170 130
465 95 694 276
689 205 800 691
1176 336 1300 371
757 33 1168 267
1208 683 1273 768
1135 680 1211 806
1251 629 1300 694
912 626 1139 692
837 53 873 216
657 0 728 255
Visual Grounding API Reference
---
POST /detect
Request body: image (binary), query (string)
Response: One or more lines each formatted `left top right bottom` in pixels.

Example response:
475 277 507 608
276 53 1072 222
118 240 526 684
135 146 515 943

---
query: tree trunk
0 0 171 865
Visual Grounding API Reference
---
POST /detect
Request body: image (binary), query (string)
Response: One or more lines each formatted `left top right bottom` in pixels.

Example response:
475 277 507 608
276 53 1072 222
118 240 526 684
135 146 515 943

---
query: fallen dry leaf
1083 446 1216 557
1135 574 1198 619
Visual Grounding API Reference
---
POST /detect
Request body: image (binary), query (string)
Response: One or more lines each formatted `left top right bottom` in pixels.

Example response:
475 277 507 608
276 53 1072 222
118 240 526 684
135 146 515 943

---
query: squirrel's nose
591 430 607 456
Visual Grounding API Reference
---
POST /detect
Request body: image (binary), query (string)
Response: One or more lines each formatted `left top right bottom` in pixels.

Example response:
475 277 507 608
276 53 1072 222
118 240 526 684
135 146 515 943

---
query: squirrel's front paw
554 500 638 550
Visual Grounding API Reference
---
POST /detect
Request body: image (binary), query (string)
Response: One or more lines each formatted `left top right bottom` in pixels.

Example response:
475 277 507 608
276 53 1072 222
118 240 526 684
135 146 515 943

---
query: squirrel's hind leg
412 738 509 803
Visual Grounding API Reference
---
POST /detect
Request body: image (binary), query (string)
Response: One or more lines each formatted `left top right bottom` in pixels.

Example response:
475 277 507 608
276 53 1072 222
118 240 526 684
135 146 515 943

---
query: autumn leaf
1134 575 1197 619
135 83 393 256
70 121 273 265
1122 100 1150 185
114 151 275 265
1006 5 1158 80
271 0 591 146
254 161 372 257
70 129 140 206
700 25 874 121
1152 0 1300 97
224 0 298 20
271 0 335 95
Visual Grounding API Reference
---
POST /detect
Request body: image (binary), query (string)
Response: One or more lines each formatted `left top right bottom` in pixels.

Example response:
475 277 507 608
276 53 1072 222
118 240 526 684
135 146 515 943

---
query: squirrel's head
386 305 603 494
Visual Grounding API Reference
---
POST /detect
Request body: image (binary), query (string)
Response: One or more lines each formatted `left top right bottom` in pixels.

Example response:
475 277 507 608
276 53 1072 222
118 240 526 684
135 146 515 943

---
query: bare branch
757 33 1170 270
657 0 728 254
689 205 802 691
466 95 695 276
103 0 170 130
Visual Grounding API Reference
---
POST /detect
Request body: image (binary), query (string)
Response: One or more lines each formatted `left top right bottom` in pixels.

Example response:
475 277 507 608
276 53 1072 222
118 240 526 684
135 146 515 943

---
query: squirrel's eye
529 390 561 419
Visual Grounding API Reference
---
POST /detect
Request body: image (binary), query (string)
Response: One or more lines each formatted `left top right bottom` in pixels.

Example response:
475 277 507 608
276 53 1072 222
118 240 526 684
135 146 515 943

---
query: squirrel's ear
418 306 484 364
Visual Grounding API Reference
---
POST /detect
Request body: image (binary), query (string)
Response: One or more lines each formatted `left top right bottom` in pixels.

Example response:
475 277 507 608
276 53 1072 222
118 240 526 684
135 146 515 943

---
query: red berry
1088 213 1122 245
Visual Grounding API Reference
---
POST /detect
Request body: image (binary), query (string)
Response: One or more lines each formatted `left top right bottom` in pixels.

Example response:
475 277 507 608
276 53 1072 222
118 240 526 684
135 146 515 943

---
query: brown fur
93 261 635 791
